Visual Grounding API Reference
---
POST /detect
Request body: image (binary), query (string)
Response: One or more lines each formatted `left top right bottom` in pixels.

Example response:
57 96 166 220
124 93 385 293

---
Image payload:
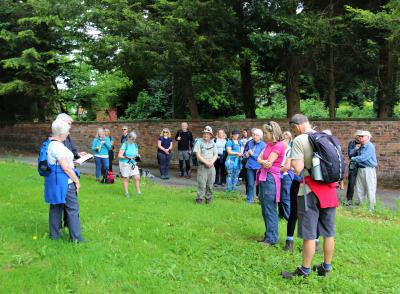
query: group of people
42 112 378 279
192 114 378 279
345 130 378 210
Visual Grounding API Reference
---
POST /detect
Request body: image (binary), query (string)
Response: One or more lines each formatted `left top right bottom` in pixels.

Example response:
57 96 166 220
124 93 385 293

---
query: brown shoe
283 240 293 252
282 267 310 279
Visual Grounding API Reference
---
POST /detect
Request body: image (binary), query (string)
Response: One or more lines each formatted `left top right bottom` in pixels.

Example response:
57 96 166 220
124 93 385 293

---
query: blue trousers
49 184 82 241
225 157 240 191
246 169 257 202
279 174 292 220
158 152 172 176
258 173 278 244
95 156 109 179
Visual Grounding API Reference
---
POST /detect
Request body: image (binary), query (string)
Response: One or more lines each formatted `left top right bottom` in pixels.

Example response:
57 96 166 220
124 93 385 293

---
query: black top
121 134 128 144
175 130 194 151
63 135 79 159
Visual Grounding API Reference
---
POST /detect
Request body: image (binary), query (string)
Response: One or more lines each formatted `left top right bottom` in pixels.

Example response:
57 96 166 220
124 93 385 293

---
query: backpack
307 132 345 183
192 138 200 167
102 170 115 184
37 139 52 176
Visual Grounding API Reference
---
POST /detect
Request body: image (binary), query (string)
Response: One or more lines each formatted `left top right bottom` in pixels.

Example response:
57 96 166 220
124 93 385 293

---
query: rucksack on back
308 132 345 183
192 138 200 167
38 139 52 176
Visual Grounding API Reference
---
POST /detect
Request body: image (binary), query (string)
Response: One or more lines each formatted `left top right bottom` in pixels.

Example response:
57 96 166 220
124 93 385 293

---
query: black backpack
308 132 345 183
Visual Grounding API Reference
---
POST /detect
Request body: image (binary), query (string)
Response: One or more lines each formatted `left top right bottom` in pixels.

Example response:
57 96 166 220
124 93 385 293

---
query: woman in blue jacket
92 128 112 181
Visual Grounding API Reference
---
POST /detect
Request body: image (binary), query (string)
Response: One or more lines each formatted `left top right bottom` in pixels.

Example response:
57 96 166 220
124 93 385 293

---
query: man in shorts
282 114 338 279
193 126 218 204
175 122 194 178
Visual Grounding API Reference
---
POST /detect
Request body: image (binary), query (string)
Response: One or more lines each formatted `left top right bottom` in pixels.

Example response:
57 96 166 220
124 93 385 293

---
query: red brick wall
1 119 399 188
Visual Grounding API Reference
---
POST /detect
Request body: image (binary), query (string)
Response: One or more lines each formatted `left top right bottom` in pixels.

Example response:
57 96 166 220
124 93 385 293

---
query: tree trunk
173 66 199 119
376 39 396 118
285 56 301 118
328 44 336 118
240 55 256 118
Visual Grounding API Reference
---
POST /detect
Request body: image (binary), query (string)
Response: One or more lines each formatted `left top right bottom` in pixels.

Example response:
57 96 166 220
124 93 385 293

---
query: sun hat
202 126 213 136
356 130 372 137
231 129 240 135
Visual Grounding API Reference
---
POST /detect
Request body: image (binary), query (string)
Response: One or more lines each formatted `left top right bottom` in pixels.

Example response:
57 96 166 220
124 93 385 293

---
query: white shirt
215 138 227 155
47 141 74 183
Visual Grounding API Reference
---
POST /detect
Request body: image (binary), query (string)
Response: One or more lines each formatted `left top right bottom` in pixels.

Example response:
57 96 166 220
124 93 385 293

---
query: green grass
0 161 399 293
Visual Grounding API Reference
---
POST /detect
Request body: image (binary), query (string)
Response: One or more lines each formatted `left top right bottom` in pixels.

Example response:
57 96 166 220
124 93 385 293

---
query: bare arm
58 158 80 193
280 157 291 173
157 140 167 153
291 159 304 175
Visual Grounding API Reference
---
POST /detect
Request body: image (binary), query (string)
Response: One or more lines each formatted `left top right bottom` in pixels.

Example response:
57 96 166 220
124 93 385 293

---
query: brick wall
0 119 399 188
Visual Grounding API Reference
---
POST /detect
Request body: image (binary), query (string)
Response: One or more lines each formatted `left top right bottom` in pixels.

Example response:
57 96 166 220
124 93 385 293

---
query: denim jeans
279 174 292 220
225 157 240 191
246 169 257 203
158 151 172 176
95 156 109 179
258 173 278 244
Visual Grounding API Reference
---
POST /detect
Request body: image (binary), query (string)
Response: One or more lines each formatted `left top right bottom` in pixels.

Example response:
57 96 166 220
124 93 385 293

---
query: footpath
0 153 398 210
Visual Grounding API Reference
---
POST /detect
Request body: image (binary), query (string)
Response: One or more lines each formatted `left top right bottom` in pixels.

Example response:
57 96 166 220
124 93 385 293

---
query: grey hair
96 128 105 137
128 131 137 142
252 128 263 138
56 113 73 123
52 119 70 136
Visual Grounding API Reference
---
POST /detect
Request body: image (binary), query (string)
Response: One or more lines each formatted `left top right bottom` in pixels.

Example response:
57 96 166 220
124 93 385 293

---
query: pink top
256 141 285 202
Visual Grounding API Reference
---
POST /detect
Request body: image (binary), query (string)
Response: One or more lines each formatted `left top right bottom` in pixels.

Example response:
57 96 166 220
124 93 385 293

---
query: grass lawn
0 161 399 293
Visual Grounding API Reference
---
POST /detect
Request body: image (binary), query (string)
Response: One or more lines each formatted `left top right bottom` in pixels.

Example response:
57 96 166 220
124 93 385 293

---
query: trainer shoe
195 198 203 205
282 267 310 279
205 198 212 204
313 263 331 276
124 192 130 198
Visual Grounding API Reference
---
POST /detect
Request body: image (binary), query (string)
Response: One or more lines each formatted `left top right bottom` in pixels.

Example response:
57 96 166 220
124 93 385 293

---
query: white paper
75 153 94 165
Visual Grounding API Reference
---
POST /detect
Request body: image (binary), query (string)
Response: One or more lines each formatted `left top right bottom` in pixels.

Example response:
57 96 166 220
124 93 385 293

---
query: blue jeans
158 152 172 176
246 169 257 202
280 174 292 220
225 157 240 191
95 156 109 179
259 173 278 244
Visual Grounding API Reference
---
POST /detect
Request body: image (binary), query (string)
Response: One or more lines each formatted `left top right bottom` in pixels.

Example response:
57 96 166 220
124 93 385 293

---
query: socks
301 266 310 274
323 262 332 271
287 236 294 241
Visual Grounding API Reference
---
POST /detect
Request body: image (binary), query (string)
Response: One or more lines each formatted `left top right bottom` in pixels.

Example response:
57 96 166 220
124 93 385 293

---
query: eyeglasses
163 131 169 134
122 129 127 131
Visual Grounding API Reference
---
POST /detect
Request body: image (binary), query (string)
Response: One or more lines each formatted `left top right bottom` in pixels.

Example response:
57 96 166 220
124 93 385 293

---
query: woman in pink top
256 121 285 246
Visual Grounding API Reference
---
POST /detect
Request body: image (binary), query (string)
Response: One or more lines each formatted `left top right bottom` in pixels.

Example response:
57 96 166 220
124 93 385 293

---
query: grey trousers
49 183 82 241
354 167 377 209
196 165 216 200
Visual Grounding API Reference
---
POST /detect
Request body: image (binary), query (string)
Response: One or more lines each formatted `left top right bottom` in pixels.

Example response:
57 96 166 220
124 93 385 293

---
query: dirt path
1 153 398 210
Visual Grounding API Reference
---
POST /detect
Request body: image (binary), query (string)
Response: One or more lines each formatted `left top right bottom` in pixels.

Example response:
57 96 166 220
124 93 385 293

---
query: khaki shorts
119 162 140 178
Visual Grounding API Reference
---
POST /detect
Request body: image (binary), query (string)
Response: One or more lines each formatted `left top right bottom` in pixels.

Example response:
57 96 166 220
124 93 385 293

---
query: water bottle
312 155 323 181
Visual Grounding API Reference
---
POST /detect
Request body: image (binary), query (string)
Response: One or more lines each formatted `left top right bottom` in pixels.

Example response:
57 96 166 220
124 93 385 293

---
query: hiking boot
281 267 310 279
205 198 212 205
261 241 276 247
283 240 293 252
195 198 203 205
313 263 331 276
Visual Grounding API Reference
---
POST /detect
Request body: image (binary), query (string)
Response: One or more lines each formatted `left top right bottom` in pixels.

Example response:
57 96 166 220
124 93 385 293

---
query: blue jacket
244 139 266 170
92 137 112 156
352 141 378 168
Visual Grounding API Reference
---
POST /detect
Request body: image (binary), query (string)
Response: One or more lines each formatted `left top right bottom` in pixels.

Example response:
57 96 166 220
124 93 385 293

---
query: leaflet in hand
75 153 94 165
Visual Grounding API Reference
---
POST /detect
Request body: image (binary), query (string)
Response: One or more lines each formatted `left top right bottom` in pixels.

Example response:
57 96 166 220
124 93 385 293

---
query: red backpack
102 170 115 184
